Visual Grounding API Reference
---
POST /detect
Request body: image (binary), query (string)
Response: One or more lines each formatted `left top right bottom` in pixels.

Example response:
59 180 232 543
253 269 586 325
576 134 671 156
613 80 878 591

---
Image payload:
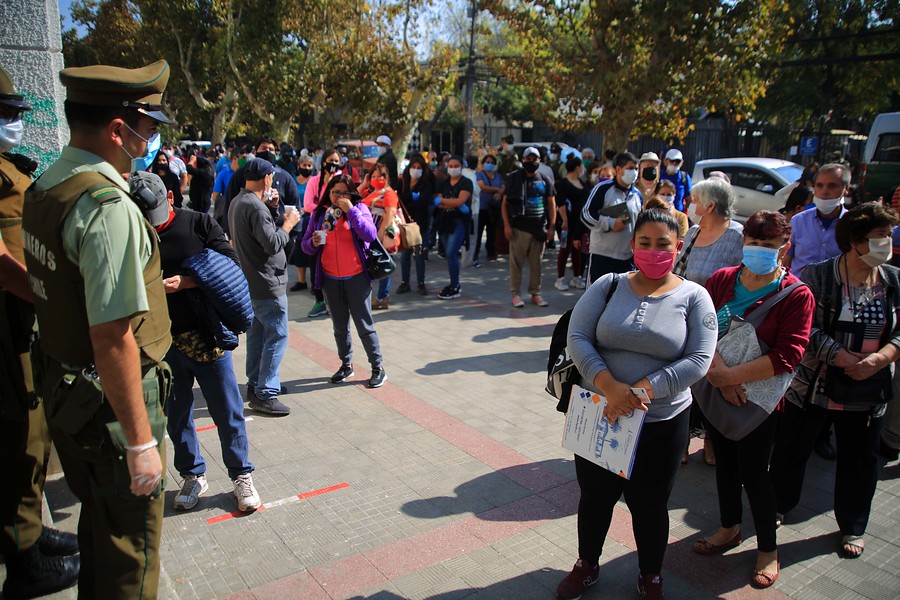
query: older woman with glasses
301 175 387 389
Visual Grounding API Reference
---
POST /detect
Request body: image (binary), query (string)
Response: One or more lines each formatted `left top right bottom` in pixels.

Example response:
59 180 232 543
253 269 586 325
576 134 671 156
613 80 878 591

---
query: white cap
376 135 392 146
639 151 660 163
523 146 540 159
665 149 683 161
582 147 595 157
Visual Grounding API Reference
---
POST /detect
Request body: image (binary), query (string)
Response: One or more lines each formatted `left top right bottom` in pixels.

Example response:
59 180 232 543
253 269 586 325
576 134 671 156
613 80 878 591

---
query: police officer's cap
0 66 32 112
59 60 171 123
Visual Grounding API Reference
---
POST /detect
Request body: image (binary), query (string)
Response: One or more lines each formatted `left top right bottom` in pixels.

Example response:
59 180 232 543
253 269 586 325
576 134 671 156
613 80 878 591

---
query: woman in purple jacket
301 175 387 388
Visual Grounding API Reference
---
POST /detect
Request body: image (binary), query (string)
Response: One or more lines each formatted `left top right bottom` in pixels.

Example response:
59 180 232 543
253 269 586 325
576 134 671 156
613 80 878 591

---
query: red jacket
704 266 815 375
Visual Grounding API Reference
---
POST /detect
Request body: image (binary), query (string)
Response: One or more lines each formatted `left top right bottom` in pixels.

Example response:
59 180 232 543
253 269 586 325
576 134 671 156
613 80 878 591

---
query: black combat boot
2 543 80 599
37 526 79 556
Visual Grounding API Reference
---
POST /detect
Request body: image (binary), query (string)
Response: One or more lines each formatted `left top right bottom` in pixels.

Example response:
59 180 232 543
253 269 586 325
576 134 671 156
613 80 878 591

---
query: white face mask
549 153 559 162
447 167 462 178
813 195 843 214
589 174 600 185
377 146 387 156
860 237 892 268
666 164 679 175
660 194 675 206
620 168 638 186
687 202 704 225
409 168 422 180
0 118 24 153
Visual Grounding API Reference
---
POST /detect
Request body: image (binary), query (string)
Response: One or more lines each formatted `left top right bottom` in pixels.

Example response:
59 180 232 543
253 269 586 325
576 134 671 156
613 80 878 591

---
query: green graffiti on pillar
23 94 60 129
17 144 61 175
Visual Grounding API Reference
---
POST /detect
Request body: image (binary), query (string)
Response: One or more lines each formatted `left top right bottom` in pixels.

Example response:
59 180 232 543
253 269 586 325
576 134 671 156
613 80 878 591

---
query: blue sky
58 0 84 34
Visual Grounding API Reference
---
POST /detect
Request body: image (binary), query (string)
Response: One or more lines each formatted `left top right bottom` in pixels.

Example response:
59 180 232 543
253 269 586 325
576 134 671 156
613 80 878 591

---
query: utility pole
464 0 477 156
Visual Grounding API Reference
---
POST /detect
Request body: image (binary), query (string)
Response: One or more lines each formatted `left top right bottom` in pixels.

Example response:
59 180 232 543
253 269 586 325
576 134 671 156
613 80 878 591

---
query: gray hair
693 178 735 219
817 163 851 187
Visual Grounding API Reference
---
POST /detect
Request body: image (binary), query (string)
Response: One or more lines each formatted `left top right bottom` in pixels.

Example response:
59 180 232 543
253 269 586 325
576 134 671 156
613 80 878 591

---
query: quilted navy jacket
182 248 254 350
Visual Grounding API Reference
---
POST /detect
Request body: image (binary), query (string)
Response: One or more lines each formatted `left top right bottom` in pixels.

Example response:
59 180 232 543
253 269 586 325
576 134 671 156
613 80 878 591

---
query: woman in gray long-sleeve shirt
556 209 717 600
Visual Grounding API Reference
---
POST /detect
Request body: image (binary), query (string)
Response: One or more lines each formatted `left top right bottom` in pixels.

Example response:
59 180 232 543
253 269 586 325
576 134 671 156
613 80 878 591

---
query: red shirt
320 214 364 278
705 265 815 375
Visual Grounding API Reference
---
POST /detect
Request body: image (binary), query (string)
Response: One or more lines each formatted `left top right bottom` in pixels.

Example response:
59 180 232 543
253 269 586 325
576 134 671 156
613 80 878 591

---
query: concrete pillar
0 0 69 173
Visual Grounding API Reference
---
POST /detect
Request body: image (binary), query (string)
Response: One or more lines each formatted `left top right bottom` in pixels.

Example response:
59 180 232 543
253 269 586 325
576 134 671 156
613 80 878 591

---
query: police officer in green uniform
21 61 173 600
0 65 81 599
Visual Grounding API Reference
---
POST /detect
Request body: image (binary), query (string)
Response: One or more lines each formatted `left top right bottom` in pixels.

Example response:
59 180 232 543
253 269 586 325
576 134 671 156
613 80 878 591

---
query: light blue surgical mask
742 245 782 275
0 118 24 153
483 162 496 172
120 123 161 172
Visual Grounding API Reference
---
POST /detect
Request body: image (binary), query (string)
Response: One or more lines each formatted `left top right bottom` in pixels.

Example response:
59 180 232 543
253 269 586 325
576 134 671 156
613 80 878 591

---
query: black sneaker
396 281 411 294
2 544 80 600
330 365 354 384
249 396 291 416
37 527 79 556
417 283 427 295
368 368 387 388
438 285 461 300
556 558 599 600
290 282 308 292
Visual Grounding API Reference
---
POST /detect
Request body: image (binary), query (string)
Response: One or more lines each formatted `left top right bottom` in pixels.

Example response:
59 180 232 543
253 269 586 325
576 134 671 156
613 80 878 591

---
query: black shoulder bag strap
743 281 805 329
803 258 841 408
674 228 698 277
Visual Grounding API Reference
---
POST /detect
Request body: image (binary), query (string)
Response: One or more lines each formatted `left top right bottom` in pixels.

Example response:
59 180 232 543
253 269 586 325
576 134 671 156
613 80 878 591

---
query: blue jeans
443 219 466 288
377 275 391 301
400 247 426 286
165 347 253 479
246 294 289 400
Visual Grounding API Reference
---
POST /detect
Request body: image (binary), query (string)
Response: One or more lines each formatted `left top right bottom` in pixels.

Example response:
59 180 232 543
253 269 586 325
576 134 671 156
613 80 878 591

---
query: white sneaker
554 277 570 291
233 473 262 512
570 276 586 289
173 474 208 510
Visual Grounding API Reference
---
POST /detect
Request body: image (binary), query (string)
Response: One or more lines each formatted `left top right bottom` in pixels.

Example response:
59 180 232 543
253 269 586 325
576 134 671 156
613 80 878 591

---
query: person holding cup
301 175 388 388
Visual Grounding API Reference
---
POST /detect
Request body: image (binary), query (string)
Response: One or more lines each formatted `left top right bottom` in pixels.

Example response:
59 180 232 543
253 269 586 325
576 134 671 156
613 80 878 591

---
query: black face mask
642 167 658 181
523 162 539 174
324 162 340 174
297 167 313 178
256 151 276 165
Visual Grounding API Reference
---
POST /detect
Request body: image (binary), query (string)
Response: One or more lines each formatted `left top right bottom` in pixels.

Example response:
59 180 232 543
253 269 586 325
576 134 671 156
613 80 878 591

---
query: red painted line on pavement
206 482 349 525
195 424 217 432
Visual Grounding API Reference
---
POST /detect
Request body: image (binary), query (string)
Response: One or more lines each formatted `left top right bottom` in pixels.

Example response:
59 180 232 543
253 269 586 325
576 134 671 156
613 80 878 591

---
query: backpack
546 274 620 413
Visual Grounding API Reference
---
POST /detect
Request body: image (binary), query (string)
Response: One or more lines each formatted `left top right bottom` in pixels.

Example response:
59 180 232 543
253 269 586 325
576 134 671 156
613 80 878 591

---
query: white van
859 112 900 204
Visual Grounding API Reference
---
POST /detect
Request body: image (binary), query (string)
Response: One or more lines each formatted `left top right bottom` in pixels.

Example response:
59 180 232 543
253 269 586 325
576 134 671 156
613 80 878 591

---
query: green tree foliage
755 0 899 136
486 0 790 150
476 82 534 124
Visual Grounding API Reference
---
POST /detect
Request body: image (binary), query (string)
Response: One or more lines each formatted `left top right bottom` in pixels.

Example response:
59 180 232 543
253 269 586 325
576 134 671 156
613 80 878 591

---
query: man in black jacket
134 172 262 514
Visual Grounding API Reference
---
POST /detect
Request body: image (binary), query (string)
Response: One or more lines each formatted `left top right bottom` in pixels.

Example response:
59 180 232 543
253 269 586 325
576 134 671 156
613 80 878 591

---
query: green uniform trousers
47 395 165 600
0 291 47 557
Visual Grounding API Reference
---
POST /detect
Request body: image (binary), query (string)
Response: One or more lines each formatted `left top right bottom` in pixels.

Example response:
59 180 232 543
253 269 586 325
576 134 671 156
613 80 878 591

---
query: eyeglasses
330 190 352 198
671 159 683 164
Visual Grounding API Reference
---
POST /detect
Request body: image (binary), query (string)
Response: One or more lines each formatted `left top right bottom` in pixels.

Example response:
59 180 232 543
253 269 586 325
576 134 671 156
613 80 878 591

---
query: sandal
841 535 864 558
750 560 779 589
692 529 742 555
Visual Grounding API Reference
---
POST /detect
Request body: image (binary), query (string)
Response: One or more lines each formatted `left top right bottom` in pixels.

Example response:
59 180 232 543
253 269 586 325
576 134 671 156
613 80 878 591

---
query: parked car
692 158 804 220
859 112 900 205
336 139 379 175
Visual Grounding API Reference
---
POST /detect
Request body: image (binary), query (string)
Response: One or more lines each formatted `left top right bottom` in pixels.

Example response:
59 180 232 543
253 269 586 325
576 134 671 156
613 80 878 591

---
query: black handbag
363 234 396 281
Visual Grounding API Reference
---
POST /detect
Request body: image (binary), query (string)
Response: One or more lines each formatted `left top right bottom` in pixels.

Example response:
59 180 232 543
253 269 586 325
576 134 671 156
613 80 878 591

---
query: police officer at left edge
0 64 80 600
21 60 173 599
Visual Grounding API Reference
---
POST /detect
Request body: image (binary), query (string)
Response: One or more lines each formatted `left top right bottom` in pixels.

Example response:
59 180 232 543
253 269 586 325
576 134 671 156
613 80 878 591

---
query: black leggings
707 410 780 552
575 408 690 575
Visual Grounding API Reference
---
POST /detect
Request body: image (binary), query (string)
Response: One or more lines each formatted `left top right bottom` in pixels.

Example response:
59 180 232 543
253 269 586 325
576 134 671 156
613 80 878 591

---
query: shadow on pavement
416 351 547 376
401 459 576 522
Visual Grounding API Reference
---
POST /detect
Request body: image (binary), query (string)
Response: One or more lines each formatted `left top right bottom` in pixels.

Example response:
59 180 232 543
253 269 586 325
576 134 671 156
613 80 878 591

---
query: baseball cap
582 147 595 157
375 135 392 146
245 158 275 180
129 171 170 226
665 149 683 161
639 152 660 163
523 147 540 159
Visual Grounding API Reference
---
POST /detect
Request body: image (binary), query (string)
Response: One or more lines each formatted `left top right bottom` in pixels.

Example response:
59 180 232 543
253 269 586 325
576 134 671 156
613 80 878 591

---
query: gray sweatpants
321 273 383 370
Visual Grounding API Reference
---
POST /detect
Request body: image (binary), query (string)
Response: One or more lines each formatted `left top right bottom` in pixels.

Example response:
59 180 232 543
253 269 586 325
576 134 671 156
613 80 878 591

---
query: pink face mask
633 248 676 280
